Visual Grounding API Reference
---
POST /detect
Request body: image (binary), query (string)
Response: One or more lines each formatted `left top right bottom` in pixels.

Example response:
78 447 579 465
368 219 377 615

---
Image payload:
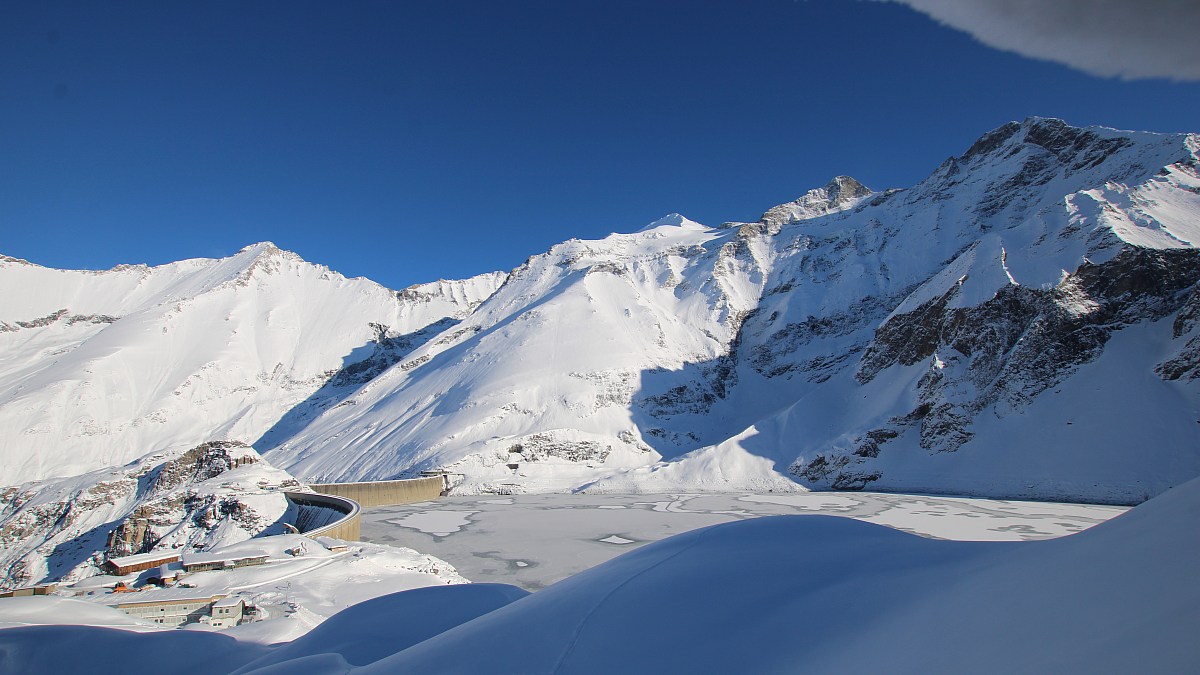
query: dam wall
308 476 445 508
283 491 361 541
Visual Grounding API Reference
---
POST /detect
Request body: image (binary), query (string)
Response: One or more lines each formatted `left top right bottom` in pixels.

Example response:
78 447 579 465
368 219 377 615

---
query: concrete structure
307 476 445 508
0 584 56 598
113 592 226 627
181 550 269 573
104 552 182 576
285 491 361 540
209 596 245 628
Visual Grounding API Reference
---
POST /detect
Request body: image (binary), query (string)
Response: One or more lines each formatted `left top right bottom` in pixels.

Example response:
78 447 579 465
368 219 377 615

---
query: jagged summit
239 241 279 253
956 116 1185 171
758 175 873 228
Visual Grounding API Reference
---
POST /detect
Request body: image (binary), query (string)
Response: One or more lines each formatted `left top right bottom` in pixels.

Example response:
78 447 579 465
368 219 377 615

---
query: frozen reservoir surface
359 492 1126 590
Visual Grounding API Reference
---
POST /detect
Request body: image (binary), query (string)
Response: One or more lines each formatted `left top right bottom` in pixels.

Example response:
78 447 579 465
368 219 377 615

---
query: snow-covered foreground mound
2 478 1196 674
363 477 1199 674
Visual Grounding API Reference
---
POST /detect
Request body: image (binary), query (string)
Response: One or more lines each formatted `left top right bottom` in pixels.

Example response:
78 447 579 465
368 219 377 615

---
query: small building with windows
209 596 246 628
111 591 226 627
0 584 56 598
181 550 269 573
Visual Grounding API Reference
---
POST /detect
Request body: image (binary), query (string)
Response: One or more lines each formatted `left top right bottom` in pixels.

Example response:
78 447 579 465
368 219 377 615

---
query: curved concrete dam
280 477 447 542
284 491 361 541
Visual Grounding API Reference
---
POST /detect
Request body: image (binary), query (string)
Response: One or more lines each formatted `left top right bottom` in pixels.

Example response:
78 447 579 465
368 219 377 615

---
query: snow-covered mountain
0 243 505 485
258 118 1200 503
4 118 1199 504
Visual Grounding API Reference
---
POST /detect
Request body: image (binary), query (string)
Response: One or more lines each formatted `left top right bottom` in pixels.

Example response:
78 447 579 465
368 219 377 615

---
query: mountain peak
238 241 282 257
958 116 1146 169
638 213 702 232
758 175 873 228
0 254 35 266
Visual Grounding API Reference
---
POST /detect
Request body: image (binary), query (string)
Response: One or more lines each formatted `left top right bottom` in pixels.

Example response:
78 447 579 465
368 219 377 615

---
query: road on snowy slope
358 492 1125 591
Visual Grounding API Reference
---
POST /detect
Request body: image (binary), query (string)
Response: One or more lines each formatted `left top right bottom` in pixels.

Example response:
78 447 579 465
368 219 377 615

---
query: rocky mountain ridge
3 117 1198 506
0 441 297 590
261 118 1200 502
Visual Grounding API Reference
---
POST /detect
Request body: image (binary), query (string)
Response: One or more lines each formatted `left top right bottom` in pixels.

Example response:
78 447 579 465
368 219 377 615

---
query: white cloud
883 0 1200 81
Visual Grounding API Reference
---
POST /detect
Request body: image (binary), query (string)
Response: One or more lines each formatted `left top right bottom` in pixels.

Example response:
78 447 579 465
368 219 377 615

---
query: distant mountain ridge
0 242 505 485
3 117 1199 505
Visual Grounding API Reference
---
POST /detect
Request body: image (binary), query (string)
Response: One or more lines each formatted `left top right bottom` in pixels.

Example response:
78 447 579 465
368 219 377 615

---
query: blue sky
3 0 1199 290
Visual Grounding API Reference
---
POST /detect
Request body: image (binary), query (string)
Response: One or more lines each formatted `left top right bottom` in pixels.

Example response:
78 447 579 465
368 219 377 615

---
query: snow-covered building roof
181 549 269 566
104 589 225 608
103 551 182 575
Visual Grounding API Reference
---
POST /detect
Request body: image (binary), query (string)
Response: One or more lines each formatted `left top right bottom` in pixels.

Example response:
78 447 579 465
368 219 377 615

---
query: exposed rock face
759 176 874 231
0 442 298 590
794 248 1200 488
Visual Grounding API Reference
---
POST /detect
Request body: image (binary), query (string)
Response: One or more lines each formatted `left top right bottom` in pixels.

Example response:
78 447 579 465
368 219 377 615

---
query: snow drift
2 474 1195 674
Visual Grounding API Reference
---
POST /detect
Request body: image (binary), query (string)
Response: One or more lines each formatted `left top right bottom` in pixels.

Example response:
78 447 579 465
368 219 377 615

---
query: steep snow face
723 118 1200 501
261 215 774 488
0 243 505 485
272 118 1200 501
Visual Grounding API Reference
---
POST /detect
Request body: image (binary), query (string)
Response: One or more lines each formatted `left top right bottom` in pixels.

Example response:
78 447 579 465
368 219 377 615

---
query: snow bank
367 476 1200 674
3 478 1193 674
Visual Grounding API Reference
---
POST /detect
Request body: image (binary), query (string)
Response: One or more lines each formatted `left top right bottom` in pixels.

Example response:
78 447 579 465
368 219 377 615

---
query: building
103 552 182 576
112 592 226 627
315 536 349 553
144 563 182 587
180 550 269 573
209 596 246 628
0 584 56 598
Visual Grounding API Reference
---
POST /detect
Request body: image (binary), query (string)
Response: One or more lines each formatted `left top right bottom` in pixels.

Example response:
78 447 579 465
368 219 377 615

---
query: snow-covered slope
260 213 776 489
266 118 1200 502
0 243 505 485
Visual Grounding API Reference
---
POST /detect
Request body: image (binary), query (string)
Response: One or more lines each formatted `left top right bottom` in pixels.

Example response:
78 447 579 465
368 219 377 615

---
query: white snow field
358 492 1126 590
0 477 1194 674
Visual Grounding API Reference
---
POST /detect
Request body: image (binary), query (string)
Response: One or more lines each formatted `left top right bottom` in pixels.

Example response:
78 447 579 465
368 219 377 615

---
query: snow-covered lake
359 492 1126 590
